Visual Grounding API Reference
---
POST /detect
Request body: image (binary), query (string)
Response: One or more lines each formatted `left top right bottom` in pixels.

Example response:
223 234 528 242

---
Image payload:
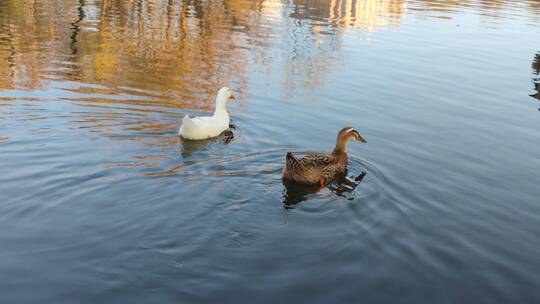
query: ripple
148 145 392 216
2 0 540 302
281 153 384 206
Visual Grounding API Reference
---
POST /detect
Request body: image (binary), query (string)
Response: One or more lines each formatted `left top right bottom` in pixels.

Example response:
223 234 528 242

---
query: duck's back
283 152 346 185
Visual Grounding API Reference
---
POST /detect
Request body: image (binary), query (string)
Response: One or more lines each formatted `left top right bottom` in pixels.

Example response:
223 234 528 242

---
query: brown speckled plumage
283 127 367 186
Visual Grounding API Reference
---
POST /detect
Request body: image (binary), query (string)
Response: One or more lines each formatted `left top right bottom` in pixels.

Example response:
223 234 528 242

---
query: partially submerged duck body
283 127 366 186
179 87 235 140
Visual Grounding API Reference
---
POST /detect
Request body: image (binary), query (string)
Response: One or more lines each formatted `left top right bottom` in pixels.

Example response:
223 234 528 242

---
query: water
1 0 540 302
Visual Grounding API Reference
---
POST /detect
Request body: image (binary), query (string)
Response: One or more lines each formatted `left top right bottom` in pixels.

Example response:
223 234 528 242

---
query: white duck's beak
229 95 236 100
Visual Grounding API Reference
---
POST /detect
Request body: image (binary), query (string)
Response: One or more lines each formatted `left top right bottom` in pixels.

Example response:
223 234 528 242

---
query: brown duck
283 127 367 187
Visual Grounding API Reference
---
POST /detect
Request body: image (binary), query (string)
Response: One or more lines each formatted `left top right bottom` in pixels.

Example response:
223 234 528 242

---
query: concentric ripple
149 145 394 215
2 0 540 302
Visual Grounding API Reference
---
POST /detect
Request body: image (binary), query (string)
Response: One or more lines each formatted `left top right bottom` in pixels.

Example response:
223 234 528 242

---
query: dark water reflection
282 155 369 207
532 52 539 101
2 0 540 303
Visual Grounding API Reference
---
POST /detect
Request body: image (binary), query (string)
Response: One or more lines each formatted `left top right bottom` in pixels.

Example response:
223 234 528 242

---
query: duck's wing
300 153 338 167
180 113 230 139
284 152 342 184
286 152 337 172
191 116 213 123
180 114 208 135
181 115 216 131
301 153 344 179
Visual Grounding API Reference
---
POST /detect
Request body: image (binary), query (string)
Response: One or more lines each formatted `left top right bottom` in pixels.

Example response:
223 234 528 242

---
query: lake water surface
1 0 540 303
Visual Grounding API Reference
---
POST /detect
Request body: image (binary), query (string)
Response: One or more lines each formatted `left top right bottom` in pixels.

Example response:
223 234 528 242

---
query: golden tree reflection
0 0 76 89
75 0 271 110
277 0 406 96
291 0 406 32
1 0 539 110
0 0 276 110
0 0 410 103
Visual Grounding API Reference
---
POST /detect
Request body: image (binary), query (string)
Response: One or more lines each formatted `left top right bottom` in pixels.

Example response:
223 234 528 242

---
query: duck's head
338 127 367 143
214 87 236 114
334 127 366 153
216 87 236 103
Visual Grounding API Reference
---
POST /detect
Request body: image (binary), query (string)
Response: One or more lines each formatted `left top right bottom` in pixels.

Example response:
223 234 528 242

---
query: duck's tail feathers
182 114 197 128
286 152 295 161
179 114 193 136
182 114 191 124
286 152 300 170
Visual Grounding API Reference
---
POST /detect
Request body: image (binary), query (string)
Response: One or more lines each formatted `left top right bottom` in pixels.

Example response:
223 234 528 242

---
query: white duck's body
178 87 235 140
179 114 230 140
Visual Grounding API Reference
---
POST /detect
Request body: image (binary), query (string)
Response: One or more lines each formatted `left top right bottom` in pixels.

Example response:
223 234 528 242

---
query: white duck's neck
212 92 229 119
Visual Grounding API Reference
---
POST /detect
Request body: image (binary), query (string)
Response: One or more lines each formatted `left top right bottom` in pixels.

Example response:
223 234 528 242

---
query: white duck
178 87 236 140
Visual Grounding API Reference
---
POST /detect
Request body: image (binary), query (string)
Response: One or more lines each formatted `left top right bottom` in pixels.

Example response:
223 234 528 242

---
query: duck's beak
354 132 367 143
229 95 236 100
357 135 367 143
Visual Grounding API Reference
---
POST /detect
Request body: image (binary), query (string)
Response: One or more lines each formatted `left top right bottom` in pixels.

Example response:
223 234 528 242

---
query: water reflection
179 130 234 159
0 0 274 108
531 52 539 101
275 0 406 96
2 1 540 303
2 0 537 109
282 169 366 207
291 0 405 32
407 0 540 20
